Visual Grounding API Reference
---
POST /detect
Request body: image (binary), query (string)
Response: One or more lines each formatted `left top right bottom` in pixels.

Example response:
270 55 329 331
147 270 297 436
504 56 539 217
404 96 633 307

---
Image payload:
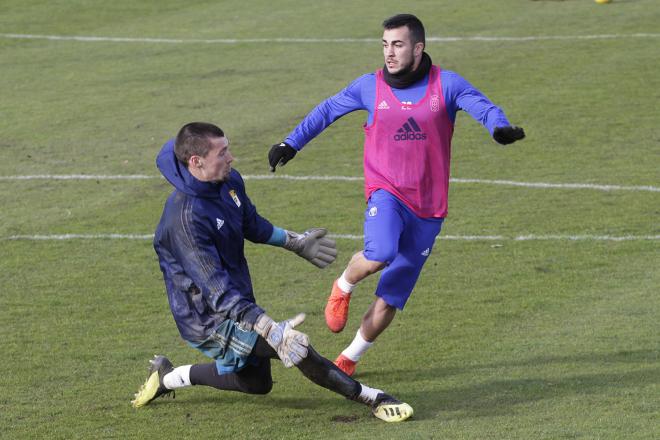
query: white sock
337 270 356 294
358 384 383 405
162 365 192 390
341 329 374 362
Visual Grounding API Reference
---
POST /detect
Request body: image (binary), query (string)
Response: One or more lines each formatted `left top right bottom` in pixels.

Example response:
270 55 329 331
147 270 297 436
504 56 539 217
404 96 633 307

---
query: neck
188 166 209 182
383 52 432 89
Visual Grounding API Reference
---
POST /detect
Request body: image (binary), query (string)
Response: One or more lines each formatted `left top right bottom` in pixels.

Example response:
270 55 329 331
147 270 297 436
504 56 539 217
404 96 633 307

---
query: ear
414 42 424 57
189 155 203 168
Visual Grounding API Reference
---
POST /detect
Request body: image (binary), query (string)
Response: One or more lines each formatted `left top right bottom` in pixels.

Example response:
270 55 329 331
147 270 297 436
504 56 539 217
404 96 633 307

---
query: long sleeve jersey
284 69 510 149
153 139 273 342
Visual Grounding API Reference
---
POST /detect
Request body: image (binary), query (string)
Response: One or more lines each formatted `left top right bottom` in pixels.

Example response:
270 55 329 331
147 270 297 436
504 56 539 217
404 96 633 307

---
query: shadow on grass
439 369 655 417
138 349 658 421
379 349 659 421
355 348 659 382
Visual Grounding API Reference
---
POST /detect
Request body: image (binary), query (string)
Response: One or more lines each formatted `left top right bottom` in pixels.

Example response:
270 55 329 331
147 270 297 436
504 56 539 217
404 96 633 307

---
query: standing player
131 122 413 422
268 14 525 376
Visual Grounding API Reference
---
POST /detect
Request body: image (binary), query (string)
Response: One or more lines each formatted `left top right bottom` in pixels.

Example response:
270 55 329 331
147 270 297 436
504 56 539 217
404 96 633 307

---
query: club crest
229 189 241 207
430 95 440 112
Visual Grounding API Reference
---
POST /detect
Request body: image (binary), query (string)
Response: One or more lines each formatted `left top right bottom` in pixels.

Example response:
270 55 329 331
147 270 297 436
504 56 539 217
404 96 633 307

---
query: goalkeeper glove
493 126 525 145
254 313 310 368
284 228 337 268
268 142 297 172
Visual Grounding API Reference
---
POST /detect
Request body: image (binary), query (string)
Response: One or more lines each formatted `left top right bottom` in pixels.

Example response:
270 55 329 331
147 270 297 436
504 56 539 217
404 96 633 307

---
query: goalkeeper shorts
187 319 260 374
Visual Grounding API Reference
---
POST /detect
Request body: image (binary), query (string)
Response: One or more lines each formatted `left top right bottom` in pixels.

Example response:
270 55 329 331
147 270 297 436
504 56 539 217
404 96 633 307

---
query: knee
242 376 273 395
359 248 393 271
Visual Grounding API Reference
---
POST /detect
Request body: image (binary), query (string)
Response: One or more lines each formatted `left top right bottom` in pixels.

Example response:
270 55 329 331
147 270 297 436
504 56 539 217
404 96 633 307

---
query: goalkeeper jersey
154 140 273 342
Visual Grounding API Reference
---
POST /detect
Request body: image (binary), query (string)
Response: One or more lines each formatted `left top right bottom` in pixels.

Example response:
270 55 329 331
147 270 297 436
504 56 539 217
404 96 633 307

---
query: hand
254 313 310 368
493 126 525 145
283 228 338 268
268 142 297 172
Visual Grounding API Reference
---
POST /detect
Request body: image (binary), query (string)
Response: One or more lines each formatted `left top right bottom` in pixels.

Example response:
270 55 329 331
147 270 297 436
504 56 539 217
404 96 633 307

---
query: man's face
192 136 233 182
382 26 423 75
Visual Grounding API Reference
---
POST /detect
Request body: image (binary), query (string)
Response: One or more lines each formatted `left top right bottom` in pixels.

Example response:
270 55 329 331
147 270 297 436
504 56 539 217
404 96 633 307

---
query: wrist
283 230 303 253
266 226 287 247
254 314 275 338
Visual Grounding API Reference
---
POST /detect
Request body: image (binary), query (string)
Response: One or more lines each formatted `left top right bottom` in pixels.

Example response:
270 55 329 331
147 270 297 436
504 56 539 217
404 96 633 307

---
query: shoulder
438 69 466 84
345 73 376 91
438 69 474 94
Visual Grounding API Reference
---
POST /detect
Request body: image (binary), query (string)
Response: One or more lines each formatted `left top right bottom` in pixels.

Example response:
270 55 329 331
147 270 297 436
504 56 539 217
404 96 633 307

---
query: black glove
268 142 297 172
493 126 525 145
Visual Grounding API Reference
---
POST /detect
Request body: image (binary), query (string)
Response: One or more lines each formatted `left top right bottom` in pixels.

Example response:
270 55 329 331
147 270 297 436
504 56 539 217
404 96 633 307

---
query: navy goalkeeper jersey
154 139 273 342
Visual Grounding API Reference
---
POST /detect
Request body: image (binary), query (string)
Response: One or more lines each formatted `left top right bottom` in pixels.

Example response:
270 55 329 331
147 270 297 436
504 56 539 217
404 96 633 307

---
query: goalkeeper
131 122 412 423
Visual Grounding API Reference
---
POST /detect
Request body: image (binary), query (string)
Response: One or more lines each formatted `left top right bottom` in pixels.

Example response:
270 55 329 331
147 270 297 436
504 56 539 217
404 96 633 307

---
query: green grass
1 1 658 439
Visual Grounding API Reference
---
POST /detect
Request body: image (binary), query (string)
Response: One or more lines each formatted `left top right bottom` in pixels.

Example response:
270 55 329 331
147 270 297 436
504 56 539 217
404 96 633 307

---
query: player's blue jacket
284 70 509 150
153 139 272 342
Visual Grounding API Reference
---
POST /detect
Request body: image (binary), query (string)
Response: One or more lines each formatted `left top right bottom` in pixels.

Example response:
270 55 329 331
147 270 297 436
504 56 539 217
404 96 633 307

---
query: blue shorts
363 190 444 309
186 319 260 374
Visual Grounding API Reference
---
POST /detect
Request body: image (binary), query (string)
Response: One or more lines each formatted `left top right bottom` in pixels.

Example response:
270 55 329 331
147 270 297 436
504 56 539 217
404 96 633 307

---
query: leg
343 251 386 284
132 319 268 407
334 298 396 376
325 251 386 333
256 337 413 422
336 204 444 375
252 336 362 400
326 190 402 333
360 297 397 341
189 358 273 395
292 343 414 423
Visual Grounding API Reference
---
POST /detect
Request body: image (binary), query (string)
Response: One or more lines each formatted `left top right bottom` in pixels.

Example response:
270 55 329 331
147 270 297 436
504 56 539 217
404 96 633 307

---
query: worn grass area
1 1 658 439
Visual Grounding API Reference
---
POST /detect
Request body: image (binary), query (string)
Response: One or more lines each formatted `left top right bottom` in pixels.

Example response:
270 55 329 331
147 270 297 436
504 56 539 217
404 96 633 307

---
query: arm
269 75 370 171
235 171 337 267
443 70 525 144
266 226 337 268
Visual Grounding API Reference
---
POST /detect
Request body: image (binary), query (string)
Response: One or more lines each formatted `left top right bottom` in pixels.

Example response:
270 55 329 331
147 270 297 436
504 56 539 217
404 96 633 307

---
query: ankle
337 271 356 294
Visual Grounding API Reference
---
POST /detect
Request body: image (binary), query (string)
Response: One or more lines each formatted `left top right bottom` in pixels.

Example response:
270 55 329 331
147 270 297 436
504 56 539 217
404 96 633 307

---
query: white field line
2 33 660 44
5 233 659 242
1 174 658 192
0 174 156 180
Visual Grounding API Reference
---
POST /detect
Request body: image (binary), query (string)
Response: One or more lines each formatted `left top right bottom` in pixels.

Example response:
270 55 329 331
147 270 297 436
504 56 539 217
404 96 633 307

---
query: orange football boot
334 354 357 376
325 279 351 333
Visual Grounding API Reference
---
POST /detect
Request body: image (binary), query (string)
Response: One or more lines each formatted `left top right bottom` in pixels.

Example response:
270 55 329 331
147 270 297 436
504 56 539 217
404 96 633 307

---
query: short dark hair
382 14 425 46
174 122 225 166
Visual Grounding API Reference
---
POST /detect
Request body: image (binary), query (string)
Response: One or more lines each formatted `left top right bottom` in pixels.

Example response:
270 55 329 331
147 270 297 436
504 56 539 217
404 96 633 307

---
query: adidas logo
377 100 390 110
394 117 427 141
421 248 430 257
216 218 225 230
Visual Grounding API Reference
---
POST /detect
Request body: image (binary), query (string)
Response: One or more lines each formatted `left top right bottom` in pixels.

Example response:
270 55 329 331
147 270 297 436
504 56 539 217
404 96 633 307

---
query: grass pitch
1 1 658 439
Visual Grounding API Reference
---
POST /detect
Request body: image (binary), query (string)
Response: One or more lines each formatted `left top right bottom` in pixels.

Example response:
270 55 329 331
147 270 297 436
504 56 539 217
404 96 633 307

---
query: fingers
279 327 310 368
288 313 306 328
512 126 525 140
268 145 281 171
310 250 337 268
268 143 297 172
305 228 327 239
318 239 337 254
493 126 525 145
310 253 336 268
